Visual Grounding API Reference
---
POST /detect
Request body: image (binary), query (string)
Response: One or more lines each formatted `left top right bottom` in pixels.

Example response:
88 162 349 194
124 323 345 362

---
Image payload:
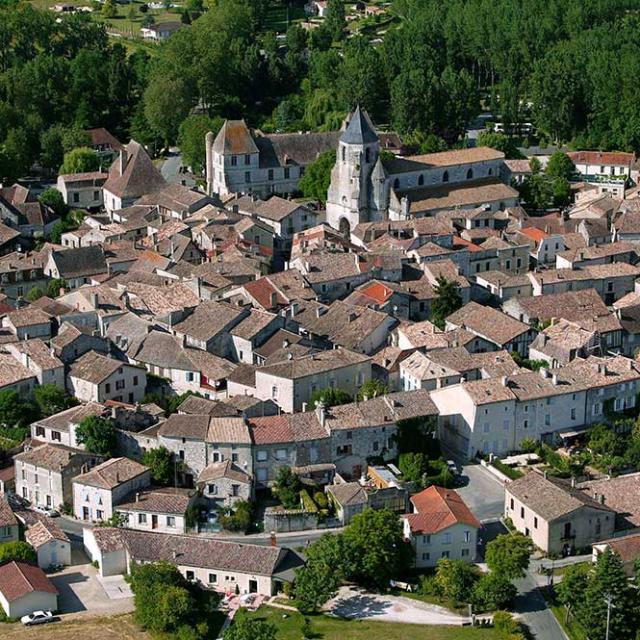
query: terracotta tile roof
597 533 640 565
207 417 252 444
327 482 368 506
14 443 93 472
406 486 480 534
578 472 640 529
0 495 17 528
7 307 51 329
249 414 295 445
198 460 251 485
70 351 139 385
258 347 370 380
212 120 259 155
115 487 195 514
159 414 210 440
567 150 634 167
25 519 69 550
0 561 58 602
0 353 36 387
73 457 149 490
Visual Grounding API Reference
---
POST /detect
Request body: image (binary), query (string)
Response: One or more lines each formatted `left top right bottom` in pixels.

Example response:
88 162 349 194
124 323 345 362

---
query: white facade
68 363 146 404
404 519 478 569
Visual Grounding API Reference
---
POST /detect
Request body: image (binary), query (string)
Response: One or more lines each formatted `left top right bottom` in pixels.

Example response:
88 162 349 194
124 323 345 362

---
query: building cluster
2 107 640 607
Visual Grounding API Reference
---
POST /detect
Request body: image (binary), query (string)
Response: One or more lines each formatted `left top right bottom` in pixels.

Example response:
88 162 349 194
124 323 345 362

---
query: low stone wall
263 507 319 533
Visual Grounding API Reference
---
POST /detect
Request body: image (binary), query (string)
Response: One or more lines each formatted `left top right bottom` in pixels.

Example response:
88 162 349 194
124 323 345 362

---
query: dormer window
466 168 473 180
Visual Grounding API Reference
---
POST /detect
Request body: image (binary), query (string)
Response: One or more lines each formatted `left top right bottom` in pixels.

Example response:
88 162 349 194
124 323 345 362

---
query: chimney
599 494 605 505
543 470 548 479
270 291 278 308
270 531 277 547
571 477 576 488
90 292 99 309
283 339 290 348
539 368 550 379
315 401 326 427
290 302 298 317
116 471 120 483
501 376 508 386
551 373 558 385
135 492 140 502
302 402 307 412
119 148 128 176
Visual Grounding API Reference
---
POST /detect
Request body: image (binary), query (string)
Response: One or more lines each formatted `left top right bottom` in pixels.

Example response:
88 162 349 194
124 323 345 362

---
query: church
326 106 518 236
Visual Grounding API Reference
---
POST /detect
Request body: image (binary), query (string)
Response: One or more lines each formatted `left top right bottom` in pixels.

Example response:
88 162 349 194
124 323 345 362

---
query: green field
238 605 504 640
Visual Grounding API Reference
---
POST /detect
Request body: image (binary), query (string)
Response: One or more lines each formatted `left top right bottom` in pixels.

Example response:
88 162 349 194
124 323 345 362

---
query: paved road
161 150 196 187
513 570 568 640
457 463 506 522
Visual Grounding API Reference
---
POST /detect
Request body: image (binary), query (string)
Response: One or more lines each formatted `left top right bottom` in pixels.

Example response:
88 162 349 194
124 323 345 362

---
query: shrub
300 489 318 513
314 491 328 509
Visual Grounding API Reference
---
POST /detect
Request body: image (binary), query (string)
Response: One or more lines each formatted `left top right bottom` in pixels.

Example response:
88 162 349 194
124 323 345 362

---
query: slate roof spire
340 105 378 145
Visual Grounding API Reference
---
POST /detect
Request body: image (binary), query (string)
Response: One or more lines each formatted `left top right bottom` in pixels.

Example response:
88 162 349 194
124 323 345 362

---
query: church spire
340 105 378 145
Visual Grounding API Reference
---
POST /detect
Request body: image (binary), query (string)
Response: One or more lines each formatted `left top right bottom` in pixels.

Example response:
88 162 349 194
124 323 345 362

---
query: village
2 1 640 640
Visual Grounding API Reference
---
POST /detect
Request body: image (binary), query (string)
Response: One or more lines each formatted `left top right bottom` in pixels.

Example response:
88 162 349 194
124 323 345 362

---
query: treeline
2 0 640 183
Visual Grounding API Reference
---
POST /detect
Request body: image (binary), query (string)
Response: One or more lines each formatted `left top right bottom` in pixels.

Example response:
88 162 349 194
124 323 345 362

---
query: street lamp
605 593 614 640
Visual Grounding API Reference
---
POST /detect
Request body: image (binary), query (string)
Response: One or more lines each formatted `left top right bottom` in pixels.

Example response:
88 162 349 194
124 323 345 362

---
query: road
513 570 568 640
457 463 506 522
161 149 196 187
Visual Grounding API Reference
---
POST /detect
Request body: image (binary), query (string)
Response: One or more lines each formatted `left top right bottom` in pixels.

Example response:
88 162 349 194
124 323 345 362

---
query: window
186 372 194 382
115 379 125 390
346 431 353 440
232 484 240 497
393 178 400 189
139 513 147 524
271 386 278 399
276 449 287 460
466 168 473 180
231 156 237 166
464 530 471 543
443 171 449 182
534 517 538 529
523 420 528 429
284 168 290 179
422 535 431 544
105 383 111 393
443 532 451 544
245 171 251 183
208 483 217 495
186 570 195 581
73 192 80 203
208 573 217 584
418 174 424 186
461 548 470 557
52 431 61 442
256 468 268 481
167 516 175 527
571 408 576 420
341 146 346 162
422 552 430 561
96 510 103 520
232 453 239 463
244 154 251 165
520 507 524 518
133 376 138 386
268 169 274 181
510 498 514 510
441 551 450 558
373 441 379 451
93 190 100 201
483 422 490 434
257 450 268 462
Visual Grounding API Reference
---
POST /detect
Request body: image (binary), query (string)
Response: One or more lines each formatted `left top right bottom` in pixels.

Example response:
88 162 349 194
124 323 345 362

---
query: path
325 586 468 626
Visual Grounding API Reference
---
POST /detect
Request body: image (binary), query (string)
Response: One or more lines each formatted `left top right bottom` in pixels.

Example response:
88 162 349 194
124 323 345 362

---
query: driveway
161 150 195 187
325 586 467 625
50 562 134 619
457 463 506 522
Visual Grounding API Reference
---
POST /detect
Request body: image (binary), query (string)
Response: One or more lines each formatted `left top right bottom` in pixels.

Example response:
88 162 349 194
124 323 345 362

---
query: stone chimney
135 492 140 502
119 148 128 176
270 531 277 547
315 401 326 427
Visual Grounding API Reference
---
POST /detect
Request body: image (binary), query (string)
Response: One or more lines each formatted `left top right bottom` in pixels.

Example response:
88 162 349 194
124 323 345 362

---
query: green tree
556 561 590 620
358 379 388 401
224 615 276 640
342 508 412 589
581 548 638 640
324 0 346 42
485 533 532 580
46 278 67 297
433 558 478 604
430 277 462 330
59 147 100 174
75 415 117 457
519 173 554 211
299 150 335 203
219 500 252 533
142 446 174 486
272 466 301 509
144 75 193 148
102 0 118 18
177 115 223 174
26 287 44 302
471 572 517 612
0 541 38 565
476 131 523 160
308 387 351 409
546 151 575 181
0 389 36 428
33 384 77 417
398 452 428 484
38 188 68 218
294 554 341 613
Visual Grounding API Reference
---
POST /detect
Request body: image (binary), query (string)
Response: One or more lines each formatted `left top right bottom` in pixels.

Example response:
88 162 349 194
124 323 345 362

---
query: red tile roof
452 236 482 253
406 486 481 534
0 561 58 602
520 227 549 243
249 415 294 445
359 281 395 305
567 151 634 168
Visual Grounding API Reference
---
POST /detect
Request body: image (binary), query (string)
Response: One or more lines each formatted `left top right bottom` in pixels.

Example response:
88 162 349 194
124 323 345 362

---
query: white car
21 611 54 626
32 505 60 518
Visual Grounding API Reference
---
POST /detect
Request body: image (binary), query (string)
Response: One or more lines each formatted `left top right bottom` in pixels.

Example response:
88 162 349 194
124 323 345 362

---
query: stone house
30 402 107 449
0 496 18 544
56 172 107 208
197 460 252 507
14 443 100 509
67 351 147 404
229 309 284 364
0 353 37 396
403 486 480 568
73 457 151 522
6 339 64 388
44 245 109 290
51 321 110 364
3 307 52 340
505 471 615 554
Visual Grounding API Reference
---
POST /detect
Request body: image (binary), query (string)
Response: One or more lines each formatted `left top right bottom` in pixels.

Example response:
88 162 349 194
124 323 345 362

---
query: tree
294 556 340 613
59 147 100 174
26 287 44 302
546 151 575 181
34 384 77 417
358 379 388 401
342 508 412 589
224 615 276 640
476 131 523 159
430 277 462 330
556 562 590 619
0 541 37 565
471 572 517 612
485 533 532 580
0 389 36 428
519 173 554 211
324 0 346 42
177 115 223 173
142 446 174 486
433 558 478 604
308 387 351 409
102 0 118 18
75 415 117 457
219 500 252 533
38 188 68 218
299 150 335 203
46 278 67 297
581 549 638 640
272 466 301 509
398 452 428 484
144 75 193 148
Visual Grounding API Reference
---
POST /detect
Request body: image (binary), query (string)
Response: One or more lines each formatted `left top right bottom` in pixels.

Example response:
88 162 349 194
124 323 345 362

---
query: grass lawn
238 605 504 640
4 614 150 640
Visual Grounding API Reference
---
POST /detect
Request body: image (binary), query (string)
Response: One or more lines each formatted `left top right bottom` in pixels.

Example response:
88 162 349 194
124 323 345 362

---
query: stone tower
326 106 382 236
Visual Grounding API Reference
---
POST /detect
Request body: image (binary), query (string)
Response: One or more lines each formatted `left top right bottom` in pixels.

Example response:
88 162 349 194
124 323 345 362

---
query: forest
1 0 640 181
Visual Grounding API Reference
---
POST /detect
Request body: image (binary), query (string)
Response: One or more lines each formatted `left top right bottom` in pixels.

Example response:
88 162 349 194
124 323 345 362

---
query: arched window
393 178 400 189
341 146 346 162
418 174 424 186
365 148 370 163
341 195 347 204
443 171 449 183
467 168 473 180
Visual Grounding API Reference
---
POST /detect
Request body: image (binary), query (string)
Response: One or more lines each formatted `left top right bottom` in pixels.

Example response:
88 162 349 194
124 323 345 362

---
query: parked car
446 460 459 475
32 505 60 518
21 611 54 626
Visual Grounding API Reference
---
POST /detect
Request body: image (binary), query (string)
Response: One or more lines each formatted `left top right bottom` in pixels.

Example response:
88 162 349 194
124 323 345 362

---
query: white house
67 351 147 404
73 457 151 523
403 485 481 568
0 561 58 619
25 519 72 569
56 172 107 208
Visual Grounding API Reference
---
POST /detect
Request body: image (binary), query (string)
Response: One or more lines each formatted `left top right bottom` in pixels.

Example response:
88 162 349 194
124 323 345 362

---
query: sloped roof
104 140 166 200
73 457 149 490
212 120 259 155
406 485 480 534
50 245 108 279
0 561 58 602
340 106 378 145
